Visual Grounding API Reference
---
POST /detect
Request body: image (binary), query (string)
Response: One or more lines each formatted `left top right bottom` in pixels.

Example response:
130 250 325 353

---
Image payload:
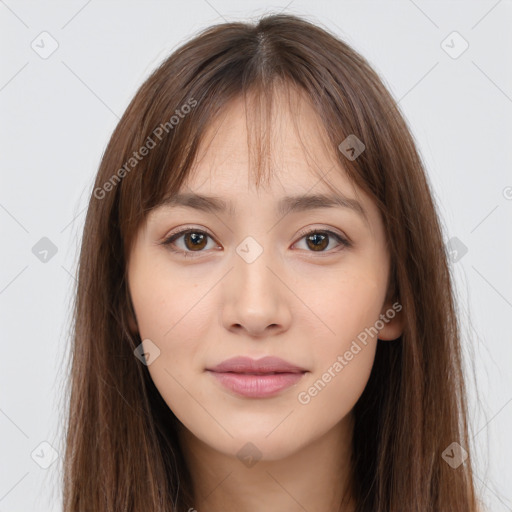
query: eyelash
160 226 351 258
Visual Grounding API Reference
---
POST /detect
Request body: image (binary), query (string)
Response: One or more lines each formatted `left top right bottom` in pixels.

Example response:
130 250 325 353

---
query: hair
60 12 479 512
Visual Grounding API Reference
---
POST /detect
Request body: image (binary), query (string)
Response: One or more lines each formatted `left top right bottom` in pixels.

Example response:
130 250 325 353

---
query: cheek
128 257 213 387
299 261 386 350
295 339 377 445
129 252 209 344
129 266 215 427
293 265 385 412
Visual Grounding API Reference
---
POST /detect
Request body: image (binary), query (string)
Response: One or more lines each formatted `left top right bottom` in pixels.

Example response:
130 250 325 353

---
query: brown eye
161 227 350 259
305 232 329 251
182 232 208 251
295 229 350 253
162 229 216 257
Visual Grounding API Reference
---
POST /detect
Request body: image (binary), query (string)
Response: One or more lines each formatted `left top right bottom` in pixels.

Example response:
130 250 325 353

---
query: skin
127 88 404 512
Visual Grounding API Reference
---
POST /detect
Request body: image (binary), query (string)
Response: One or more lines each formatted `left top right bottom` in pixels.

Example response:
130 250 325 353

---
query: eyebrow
160 192 367 221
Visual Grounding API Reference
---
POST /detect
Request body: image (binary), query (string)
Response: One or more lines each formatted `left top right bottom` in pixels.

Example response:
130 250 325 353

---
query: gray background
1 1 511 510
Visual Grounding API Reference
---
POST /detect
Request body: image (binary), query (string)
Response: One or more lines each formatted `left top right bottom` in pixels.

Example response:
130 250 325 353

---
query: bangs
116 77 369 258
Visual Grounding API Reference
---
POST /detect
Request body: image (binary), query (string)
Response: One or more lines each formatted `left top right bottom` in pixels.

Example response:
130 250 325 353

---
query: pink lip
206 356 307 398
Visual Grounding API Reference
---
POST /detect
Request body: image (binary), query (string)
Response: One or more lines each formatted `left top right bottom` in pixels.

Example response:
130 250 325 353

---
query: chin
205 424 312 463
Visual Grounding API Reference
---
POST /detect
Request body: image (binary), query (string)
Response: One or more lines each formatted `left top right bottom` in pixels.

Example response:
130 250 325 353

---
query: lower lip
207 371 306 398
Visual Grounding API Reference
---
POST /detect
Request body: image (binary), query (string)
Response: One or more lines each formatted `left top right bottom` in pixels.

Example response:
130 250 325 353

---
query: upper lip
207 356 307 374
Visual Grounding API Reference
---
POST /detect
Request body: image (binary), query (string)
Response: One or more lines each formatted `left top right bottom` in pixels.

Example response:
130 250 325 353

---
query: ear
377 299 404 341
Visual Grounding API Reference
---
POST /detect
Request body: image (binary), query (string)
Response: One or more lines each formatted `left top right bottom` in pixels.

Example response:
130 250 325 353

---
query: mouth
206 356 308 398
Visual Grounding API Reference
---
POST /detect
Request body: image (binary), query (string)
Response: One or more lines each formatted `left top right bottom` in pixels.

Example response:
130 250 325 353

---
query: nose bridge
222 232 290 336
235 233 278 307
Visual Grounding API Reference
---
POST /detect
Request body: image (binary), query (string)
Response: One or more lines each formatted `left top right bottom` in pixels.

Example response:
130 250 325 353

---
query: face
126 89 403 461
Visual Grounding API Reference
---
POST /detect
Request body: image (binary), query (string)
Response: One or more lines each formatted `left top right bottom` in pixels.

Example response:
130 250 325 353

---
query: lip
206 356 307 398
207 356 307 374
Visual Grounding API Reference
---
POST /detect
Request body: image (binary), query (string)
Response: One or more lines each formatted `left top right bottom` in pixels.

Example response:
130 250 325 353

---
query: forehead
188 87 336 185
167 89 375 227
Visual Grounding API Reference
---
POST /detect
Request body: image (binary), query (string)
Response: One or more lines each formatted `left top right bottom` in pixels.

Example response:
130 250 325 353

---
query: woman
62 13 480 512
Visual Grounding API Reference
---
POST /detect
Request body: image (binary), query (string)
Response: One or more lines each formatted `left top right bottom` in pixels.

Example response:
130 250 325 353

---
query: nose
221 244 292 339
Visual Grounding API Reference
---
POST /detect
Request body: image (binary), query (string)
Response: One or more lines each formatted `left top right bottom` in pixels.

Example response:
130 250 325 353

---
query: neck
178 412 356 512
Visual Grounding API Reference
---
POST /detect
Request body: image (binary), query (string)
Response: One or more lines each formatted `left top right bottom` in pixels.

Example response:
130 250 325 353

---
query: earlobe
377 300 404 341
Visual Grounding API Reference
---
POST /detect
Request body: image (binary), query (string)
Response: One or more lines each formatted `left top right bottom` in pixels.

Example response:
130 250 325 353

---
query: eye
160 226 351 258
161 227 219 258
293 227 351 253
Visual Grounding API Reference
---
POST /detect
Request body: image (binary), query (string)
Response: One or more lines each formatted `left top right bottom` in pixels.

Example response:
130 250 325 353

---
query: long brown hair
60 13 479 511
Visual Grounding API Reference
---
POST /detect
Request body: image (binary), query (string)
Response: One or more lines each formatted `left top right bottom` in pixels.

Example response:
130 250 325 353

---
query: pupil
308 233 327 251
187 233 206 250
